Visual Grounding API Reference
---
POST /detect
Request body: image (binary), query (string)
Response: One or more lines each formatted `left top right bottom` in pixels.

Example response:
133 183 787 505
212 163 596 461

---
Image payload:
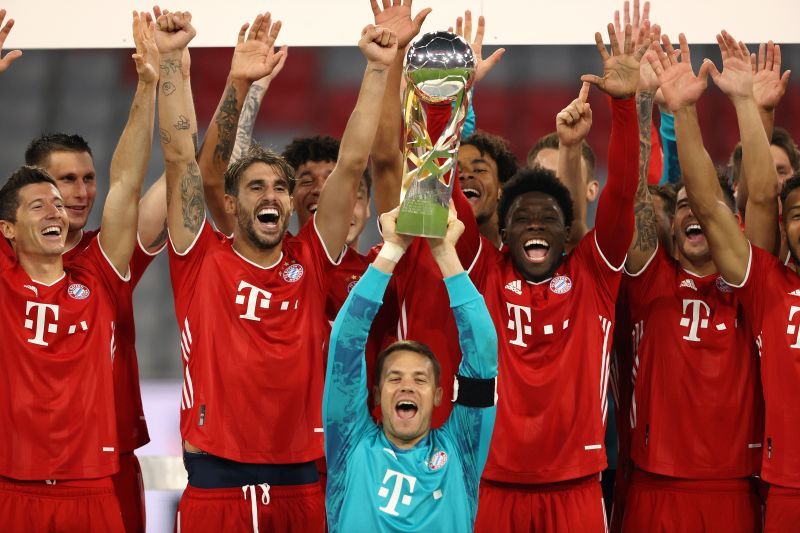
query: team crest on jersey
715 277 732 293
346 275 360 293
549 275 572 295
428 450 448 471
281 263 304 283
67 283 90 300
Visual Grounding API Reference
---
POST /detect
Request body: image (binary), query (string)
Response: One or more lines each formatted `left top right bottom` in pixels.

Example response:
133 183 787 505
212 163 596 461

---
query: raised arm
99 12 158 274
581 22 647 267
0 9 21 73
710 32 779 253
197 13 285 236
368 0 431 215
556 82 593 248
653 33 750 283
315 25 397 256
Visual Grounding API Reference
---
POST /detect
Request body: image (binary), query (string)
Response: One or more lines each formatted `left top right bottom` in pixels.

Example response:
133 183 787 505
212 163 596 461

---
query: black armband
452 374 496 408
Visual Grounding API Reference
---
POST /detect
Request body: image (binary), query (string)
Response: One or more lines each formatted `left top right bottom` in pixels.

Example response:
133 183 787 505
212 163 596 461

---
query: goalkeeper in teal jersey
323 207 498 533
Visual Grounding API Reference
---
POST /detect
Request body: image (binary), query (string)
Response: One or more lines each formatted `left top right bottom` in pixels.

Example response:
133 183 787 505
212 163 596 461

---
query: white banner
4 1 799 49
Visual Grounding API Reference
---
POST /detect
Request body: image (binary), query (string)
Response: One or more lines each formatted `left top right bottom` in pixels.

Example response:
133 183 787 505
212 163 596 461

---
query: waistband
184 451 319 489
0 475 115 496
481 474 600 493
631 468 757 493
182 481 322 501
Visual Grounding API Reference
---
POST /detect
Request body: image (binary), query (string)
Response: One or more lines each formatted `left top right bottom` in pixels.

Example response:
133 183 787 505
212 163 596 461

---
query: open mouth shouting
307 202 318 215
523 238 550 263
395 399 418 421
41 224 63 240
255 206 280 229
684 223 705 244
462 187 481 206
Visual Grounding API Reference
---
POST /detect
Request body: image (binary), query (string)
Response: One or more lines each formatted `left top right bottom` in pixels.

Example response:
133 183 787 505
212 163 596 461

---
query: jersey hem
97 234 132 281
623 241 659 277
721 241 752 288
168 217 206 257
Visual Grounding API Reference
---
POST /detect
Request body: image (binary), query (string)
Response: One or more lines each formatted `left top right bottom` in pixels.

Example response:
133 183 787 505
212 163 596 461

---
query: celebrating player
324 206 497 532
154 10 398 531
0 10 154 531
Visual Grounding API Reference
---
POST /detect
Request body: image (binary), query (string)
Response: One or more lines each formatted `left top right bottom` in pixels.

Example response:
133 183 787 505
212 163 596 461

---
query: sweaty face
229 162 292 250
672 187 710 264
43 151 96 234
1 183 69 258
772 145 795 188
378 351 442 448
530 147 598 202
503 191 569 282
457 144 500 224
783 188 800 263
292 160 335 227
347 179 370 246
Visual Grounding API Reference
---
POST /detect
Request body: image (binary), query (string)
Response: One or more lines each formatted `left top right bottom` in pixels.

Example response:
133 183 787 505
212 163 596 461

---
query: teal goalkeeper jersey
323 266 498 533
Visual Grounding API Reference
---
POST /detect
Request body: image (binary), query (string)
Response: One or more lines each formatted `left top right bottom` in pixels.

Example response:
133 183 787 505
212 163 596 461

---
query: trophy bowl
405 31 476 104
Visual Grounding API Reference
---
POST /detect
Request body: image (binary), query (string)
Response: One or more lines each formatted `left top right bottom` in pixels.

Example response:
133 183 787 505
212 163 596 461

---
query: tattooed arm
196 13 285 236
99 12 158 273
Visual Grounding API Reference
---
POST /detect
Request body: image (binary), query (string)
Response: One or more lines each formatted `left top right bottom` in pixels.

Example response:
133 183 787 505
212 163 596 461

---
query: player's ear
223 194 236 215
0 220 15 240
433 386 443 407
586 180 600 202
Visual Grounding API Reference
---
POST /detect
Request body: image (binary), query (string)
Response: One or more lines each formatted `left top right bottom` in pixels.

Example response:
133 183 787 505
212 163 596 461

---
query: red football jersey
730 244 800 488
0 238 126 480
472 232 621 484
62 231 155 453
624 246 763 478
168 218 338 464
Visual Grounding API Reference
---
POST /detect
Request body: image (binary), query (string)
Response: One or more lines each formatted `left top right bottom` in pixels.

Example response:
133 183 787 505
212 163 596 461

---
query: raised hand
582 23 649 98
613 0 650 54
379 207 414 251
370 0 431 49
705 30 753 102
557 82 593 147
230 12 286 83
427 202 465 252
131 11 159 84
450 10 504 85
0 9 21 72
359 25 398 68
647 33 712 112
751 40 790 112
154 10 196 54
637 22 661 93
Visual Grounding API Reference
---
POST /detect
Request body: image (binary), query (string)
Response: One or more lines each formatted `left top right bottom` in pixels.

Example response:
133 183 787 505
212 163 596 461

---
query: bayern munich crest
281 263 304 283
67 283 90 300
428 450 448 471
715 277 732 293
346 279 359 293
549 275 572 295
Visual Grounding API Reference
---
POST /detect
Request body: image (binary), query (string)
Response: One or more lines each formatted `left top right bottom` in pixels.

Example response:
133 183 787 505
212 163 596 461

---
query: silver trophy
396 31 476 237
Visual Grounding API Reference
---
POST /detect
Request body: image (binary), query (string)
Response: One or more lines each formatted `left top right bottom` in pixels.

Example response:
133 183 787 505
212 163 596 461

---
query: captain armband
452 374 497 408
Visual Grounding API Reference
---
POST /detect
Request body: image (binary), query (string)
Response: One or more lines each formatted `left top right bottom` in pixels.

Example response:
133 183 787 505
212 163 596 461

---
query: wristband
377 241 406 263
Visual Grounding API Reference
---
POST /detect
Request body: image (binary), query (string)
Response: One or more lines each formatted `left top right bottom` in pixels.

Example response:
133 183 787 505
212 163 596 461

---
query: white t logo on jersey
680 299 710 342
377 469 416 516
235 281 273 322
506 302 533 347
786 306 800 348
25 301 59 346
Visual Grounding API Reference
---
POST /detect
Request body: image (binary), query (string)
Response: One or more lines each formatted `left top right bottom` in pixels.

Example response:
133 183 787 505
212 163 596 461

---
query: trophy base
396 196 449 238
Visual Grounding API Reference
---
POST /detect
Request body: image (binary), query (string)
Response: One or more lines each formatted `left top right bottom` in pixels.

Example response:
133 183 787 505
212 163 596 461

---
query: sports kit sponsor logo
428 450 448 471
377 469 416 516
504 279 522 295
281 263 304 283
67 283 90 300
23 284 38 297
788 289 800 297
549 275 572 294
679 279 698 291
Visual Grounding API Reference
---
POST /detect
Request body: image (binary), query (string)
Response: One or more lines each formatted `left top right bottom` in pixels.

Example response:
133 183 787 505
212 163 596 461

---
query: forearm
759 107 775 140
658 109 681 185
626 91 659 269
674 105 723 215
445 272 497 379
557 142 588 245
595 97 638 265
230 81 268 164
371 51 404 214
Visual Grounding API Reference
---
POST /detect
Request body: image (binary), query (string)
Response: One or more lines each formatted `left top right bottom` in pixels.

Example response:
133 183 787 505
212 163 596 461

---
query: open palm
582 23 648 99
230 13 285 83
371 0 430 48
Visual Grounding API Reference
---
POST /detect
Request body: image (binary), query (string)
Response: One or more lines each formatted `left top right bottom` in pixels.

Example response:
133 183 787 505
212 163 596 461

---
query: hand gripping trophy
396 31 476 237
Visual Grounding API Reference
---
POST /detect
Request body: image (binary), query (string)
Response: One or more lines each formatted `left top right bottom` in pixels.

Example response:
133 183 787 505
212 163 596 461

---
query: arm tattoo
192 132 199 155
231 84 265 162
162 81 176 96
633 91 658 252
146 220 169 251
174 115 190 131
159 58 182 75
159 128 171 144
180 161 204 234
212 85 240 165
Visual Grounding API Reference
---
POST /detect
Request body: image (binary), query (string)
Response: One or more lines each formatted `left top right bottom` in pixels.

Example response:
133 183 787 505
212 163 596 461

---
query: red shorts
474 475 607 533
112 452 145 533
0 475 124 532
175 482 325 533
622 469 761 533
765 484 800 533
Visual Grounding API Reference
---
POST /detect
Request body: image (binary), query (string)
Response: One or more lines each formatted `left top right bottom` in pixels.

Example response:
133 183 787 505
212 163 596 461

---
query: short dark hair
730 127 800 183
526 132 596 179
674 173 737 213
224 145 295 197
497 167 575 231
648 184 676 215
0 166 59 222
780 173 800 205
25 133 92 167
281 134 371 195
461 131 518 184
374 340 441 387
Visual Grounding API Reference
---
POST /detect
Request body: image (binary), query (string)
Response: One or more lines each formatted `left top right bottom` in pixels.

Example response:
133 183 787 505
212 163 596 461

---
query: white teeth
42 225 61 236
257 207 278 217
463 188 480 197
308 204 318 213
397 401 417 408
686 224 702 233
525 238 549 248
